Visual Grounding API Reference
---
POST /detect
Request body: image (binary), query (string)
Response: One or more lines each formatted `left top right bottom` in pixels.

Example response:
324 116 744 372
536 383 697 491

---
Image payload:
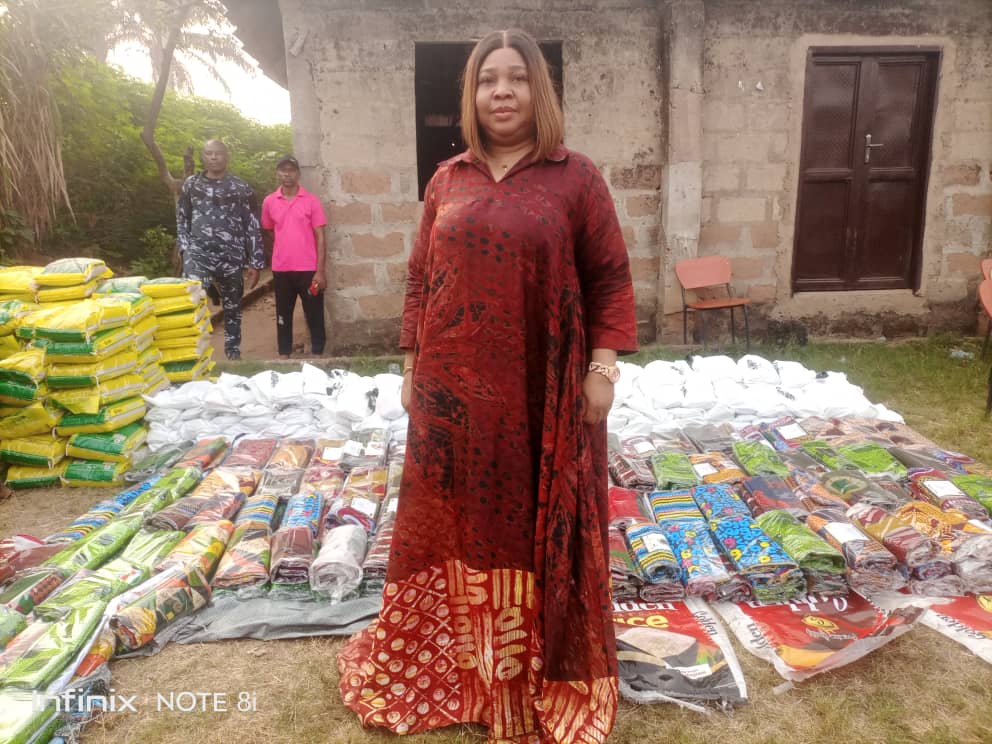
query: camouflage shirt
176 173 265 270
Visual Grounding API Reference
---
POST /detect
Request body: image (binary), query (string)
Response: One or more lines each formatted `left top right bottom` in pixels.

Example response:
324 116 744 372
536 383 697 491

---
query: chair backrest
674 255 732 291
979 279 992 317
981 258 992 281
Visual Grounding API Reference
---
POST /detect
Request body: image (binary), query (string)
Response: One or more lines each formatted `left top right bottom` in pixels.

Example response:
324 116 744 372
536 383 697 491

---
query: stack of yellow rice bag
0 265 43 303
140 278 214 384
29 257 111 305
94 277 169 395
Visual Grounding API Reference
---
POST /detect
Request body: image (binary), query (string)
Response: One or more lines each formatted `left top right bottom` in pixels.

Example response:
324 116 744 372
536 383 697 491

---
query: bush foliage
46 58 290 275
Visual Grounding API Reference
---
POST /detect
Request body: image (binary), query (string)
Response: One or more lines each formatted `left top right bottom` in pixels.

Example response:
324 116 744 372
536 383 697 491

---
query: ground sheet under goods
7 354 992 741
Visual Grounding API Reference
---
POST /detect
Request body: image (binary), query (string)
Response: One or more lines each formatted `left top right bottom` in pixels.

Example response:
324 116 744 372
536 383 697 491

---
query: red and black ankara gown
338 145 638 744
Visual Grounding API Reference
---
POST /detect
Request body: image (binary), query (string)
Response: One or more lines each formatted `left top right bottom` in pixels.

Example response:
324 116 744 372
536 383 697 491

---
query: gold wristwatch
588 361 620 384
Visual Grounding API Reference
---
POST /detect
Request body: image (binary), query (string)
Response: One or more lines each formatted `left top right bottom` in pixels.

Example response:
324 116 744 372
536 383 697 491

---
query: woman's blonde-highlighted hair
460 29 563 163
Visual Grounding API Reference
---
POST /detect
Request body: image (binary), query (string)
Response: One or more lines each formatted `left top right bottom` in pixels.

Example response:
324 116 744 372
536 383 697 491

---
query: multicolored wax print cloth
155 519 233 581
805 508 907 593
649 451 699 491
609 452 656 490
845 502 939 567
267 438 315 470
688 451 745 484
44 514 143 573
836 441 909 480
621 435 658 459
907 469 990 521
44 500 123 544
951 474 992 516
656 522 740 601
608 526 642 601
707 514 806 603
624 520 683 602
888 447 962 474
894 500 992 592
172 436 229 471
741 476 808 517
1 567 69 614
145 496 210 531
647 489 703 523
754 509 847 596
322 466 386 535
649 429 697 454
732 440 790 477
779 450 828 475
212 525 271 594
608 486 651 529
787 469 849 512
359 507 395 596
800 440 856 471
760 417 814 451
118 528 184 572
818 471 912 511
691 483 751 520
185 490 247 528
187 466 260 501
684 424 737 456
224 437 277 468
235 492 278 529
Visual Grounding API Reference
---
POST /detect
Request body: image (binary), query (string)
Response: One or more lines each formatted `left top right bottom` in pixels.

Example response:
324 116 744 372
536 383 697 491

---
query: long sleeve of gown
399 178 438 350
575 169 639 354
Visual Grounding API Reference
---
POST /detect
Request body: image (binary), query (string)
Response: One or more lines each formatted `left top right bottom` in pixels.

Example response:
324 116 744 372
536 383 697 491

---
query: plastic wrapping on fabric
63 459 129 488
360 504 396 596
310 524 368 601
951 474 992 515
614 599 747 709
1 567 70 614
186 490 247 529
225 437 278 468
805 509 907 593
609 526 643 601
156 520 234 580
907 469 989 522
124 441 193 483
144 496 210 531
272 517 318 586
0 602 105 689
66 421 147 462
714 593 926 682
894 501 992 592
818 470 912 511
740 476 807 517
212 525 272 595
0 435 67 469
608 486 651 529
800 440 856 471
173 437 229 470
707 514 806 603
921 595 992 664
109 564 211 653
649 451 699 490
688 451 745 484
691 483 752 521
118 528 185 572
235 492 279 530
0 401 63 438
624 521 683 600
120 466 201 517
33 258 107 288
755 509 847 596
0 605 27 647
322 467 385 534
44 514 142 571
34 559 148 621
608 452 655 490
732 440 790 477
836 441 909 480
45 499 123 544
0 689 59 744
268 438 315 470
258 467 304 499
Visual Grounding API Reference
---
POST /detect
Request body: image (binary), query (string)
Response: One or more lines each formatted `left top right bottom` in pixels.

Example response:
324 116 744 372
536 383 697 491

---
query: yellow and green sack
18 299 129 342
95 276 147 294
132 314 158 352
0 436 67 468
35 278 98 303
0 347 46 386
0 402 62 437
4 461 66 489
49 373 146 415
0 380 47 407
0 265 42 295
66 421 147 463
163 353 214 383
0 300 36 337
0 335 20 360
97 292 153 325
140 276 204 299
32 257 108 288
158 337 211 361
150 293 205 316
63 459 128 487
48 349 138 389
156 316 211 341
39 325 136 364
55 396 146 436
155 303 209 332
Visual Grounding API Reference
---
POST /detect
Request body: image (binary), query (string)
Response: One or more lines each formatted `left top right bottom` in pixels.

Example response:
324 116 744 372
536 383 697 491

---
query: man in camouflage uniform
176 139 264 360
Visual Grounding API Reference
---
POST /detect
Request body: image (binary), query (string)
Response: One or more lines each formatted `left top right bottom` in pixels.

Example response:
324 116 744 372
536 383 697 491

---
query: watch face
608 366 620 383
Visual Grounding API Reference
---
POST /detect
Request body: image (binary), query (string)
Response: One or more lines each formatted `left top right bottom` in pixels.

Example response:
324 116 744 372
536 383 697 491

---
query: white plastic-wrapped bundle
310 525 368 601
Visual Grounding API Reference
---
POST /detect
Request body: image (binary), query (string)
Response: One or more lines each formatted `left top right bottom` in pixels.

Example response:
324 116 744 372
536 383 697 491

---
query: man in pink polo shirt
261 155 328 358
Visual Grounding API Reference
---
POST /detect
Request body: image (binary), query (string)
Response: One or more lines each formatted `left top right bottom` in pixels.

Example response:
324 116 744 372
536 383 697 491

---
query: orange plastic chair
982 258 992 281
675 256 751 350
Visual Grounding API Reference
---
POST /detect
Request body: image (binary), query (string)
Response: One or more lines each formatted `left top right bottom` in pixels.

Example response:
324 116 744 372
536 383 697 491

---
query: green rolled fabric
43 514 143 572
801 440 855 471
952 474 992 516
837 442 909 480
649 451 699 490
755 509 846 573
0 689 59 744
34 558 148 621
0 607 27 648
120 466 202 517
119 528 185 572
732 440 790 477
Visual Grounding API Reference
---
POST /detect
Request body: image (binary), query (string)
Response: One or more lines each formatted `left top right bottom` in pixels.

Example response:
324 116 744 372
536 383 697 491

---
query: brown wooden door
792 48 938 292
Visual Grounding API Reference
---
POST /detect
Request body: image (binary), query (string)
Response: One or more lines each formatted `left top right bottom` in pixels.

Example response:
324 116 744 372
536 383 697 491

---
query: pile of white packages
142 355 902 450
142 364 407 450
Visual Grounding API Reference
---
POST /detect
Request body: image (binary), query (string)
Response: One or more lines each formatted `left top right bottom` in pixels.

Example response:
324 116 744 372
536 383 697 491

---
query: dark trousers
273 270 326 355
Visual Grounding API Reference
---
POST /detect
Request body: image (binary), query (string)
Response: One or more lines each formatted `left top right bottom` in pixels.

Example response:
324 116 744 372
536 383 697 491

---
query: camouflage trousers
182 253 245 359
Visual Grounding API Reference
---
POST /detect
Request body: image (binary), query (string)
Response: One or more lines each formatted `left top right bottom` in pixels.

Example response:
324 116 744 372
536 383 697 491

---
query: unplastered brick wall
281 0 664 352
698 0 992 313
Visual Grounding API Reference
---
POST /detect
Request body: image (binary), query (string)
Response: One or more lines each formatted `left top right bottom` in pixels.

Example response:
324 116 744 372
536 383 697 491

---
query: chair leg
986 362 992 415
730 306 737 344
683 308 688 345
744 305 750 352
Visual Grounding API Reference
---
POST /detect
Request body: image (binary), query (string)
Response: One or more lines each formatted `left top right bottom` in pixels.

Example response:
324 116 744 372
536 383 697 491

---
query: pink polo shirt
261 185 328 271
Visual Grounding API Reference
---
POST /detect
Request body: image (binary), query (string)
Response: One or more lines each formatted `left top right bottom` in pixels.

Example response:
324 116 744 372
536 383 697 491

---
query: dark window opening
415 41 563 200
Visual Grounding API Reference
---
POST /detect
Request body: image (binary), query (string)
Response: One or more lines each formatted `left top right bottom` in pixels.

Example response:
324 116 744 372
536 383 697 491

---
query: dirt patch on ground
209 288 323 363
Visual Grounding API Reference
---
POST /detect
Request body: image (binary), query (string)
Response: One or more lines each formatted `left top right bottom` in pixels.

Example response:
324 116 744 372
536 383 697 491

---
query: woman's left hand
582 371 614 425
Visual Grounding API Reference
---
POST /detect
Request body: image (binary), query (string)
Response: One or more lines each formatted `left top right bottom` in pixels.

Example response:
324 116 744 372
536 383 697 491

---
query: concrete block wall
699 0 992 328
280 0 665 352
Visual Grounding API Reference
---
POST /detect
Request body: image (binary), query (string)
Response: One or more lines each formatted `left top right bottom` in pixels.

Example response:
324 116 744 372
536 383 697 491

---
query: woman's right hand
401 371 413 411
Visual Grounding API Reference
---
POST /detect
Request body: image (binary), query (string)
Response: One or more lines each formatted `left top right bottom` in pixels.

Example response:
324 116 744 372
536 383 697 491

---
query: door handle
864 133 884 163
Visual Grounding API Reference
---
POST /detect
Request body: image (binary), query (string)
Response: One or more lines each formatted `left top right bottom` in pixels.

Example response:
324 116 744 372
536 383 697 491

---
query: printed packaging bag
921 595 992 665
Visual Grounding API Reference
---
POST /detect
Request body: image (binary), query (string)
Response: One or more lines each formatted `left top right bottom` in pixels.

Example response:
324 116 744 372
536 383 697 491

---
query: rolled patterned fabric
45 500 124 544
310 524 368 601
805 508 906 593
608 452 656 490
732 441 790 477
760 417 814 451
655 517 740 601
212 525 271 594
625 520 682 588
819 471 912 511
185 490 247 528
647 489 703 523
741 476 807 517
707 514 806 603
907 469 989 522
173 436 229 470
754 509 846 596
224 437 278 468
649 451 699 491
836 441 909 480
145 496 210 531
0 603 105 689
688 451 745 484
692 483 751 521
608 486 651 529
155 520 233 581
846 502 939 567
894 500 992 592
608 526 642 601
787 469 849 512
800 441 856 471
118 528 184 572
235 492 279 530
888 446 960 474
951 474 992 516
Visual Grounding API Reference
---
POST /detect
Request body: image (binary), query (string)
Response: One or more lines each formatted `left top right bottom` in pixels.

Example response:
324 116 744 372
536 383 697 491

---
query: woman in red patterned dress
338 29 638 743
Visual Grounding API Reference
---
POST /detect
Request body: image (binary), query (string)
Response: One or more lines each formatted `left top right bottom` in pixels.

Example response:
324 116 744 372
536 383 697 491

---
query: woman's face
475 46 534 148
